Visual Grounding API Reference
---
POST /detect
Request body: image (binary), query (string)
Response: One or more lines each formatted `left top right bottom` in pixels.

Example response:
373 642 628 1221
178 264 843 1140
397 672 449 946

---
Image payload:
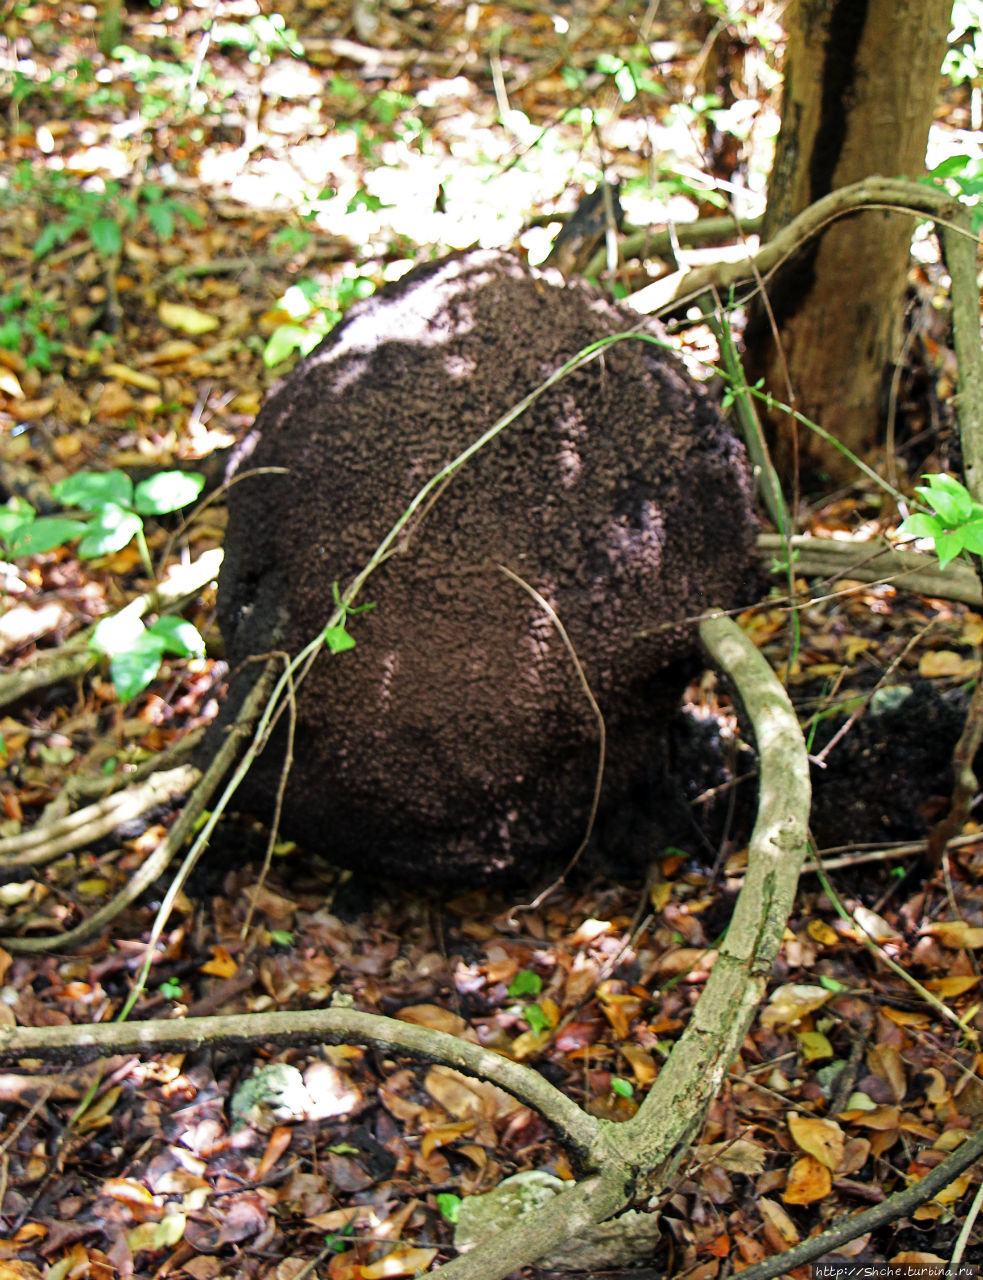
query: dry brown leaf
200 945 238 978
787 1114 845 1170
159 300 220 334
919 650 979 679
925 921 983 949
867 1044 907 1102
924 975 979 997
806 919 838 946
759 1195 801 1242
782 1155 831 1205
101 362 162 391
360 1247 438 1278
760 984 833 1028
95 382 136 418
398 1005 469 1037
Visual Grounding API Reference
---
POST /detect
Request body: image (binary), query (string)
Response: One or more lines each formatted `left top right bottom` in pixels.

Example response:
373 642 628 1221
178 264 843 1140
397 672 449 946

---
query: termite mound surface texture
212 249 758 884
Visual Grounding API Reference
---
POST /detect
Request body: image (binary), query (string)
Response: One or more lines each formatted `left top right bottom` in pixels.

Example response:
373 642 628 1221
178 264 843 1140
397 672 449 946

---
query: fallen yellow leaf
782 1154 831 1204
788 1113 845 1169
159 300 220 335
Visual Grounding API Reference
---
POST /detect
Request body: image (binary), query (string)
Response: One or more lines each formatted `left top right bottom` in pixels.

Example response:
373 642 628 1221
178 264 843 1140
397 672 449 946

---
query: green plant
506 970 550 1035
112 45 232 120
897 473 983 568
3 165 202 262
159 978 184 1000
263 273 376 367
211 13 304 60
944 0 983 86
436 1193 462 1223
0 285 66 370
593 50 666 103
0 470 207 702
925 154 983 232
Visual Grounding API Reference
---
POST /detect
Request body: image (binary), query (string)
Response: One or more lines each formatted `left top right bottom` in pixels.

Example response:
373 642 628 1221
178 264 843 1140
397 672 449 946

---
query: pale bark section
754 0 952 478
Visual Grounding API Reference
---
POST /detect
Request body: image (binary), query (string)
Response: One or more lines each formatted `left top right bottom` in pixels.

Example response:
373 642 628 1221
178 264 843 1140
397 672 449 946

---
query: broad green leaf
108 633 168 703
523 1003 551 1036
897 512 945 541
145 615 205 657
507 970 542 998
614 64 637 102
146 202 175 239
324 625 356 653
78 503 142 557
90 217 123 257
436 1194 462 1224
0 496 34 538
92 608 147 657
263 324 311 367
134 470 205 515
610 1077 634 1098
933 529 964 570
916 473 974 525
953 521 983 556
53 469 133 512
8 516 88 556
0 499 35 551
34 223 63 258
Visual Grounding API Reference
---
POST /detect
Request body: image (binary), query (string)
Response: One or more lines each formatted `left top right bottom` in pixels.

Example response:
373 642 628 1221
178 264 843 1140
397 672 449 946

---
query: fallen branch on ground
0 613 811 1280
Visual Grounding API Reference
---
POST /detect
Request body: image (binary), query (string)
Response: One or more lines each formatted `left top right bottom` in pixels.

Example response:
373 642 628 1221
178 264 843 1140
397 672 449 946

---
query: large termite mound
214 250 758 882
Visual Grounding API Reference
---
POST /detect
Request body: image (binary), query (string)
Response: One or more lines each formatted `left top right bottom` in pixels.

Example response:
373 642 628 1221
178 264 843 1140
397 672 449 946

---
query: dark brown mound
214 250 757 882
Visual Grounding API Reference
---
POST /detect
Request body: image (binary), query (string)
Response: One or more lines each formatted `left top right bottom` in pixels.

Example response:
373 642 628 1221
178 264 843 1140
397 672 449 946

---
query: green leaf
78 503 142 557
90 216 123 257
953 520 983 556
436 1194 462 1224
108 633 168 702
34 223 63 258
818 975 848 994
263 323 311 367
897 512 945 541
145 615 205 657
523 1003 551 1036
933 529 965 570
0 496 34 542
269 930 294 946
91 608 147 657
7 516 88 556
146 202 175 239
614 64 637 102
323 625 356 653
507 969 542 998
52 469 133 511
133 470 205 515
915 472 975 525
610 1076 634 1098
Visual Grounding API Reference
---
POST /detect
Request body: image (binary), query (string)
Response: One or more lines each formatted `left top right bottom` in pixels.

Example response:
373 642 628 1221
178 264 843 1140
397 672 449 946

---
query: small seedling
0 469 207 702
897 472 983 567
436 1193 462 1223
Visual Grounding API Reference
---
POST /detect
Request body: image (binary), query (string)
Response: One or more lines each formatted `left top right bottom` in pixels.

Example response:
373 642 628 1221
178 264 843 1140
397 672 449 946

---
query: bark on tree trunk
747 0 952 482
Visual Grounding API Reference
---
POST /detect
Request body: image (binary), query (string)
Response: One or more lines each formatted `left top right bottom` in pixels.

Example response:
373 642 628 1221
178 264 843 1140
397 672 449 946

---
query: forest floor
2 1 983 1278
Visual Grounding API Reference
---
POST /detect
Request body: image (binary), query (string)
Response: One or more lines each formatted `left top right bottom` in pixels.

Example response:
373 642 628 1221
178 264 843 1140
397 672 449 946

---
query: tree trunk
747 0 952 482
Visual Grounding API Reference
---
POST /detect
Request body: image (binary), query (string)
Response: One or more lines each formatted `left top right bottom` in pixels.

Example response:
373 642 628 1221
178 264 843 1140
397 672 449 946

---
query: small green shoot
610 1077 634 1099
522 1004 551 1036
436 1193 462 1223
897 473 983 568
507 970 543 999
159 978 184 1001
0 469 207 703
